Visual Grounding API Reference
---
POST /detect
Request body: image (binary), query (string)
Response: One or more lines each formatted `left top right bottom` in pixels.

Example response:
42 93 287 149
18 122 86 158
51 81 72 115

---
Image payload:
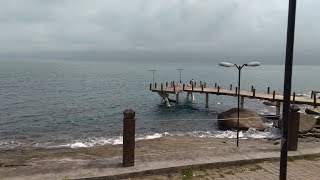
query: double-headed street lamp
148 69 157 84
219 61 261 147
177 68 184 84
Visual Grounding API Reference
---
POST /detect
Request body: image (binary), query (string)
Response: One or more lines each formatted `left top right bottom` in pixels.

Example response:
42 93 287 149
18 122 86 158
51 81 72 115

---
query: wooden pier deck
150 82 320 107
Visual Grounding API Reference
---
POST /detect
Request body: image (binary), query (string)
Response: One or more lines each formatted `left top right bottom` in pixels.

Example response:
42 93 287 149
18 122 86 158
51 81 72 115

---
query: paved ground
1 136 320 179
132 158 320 180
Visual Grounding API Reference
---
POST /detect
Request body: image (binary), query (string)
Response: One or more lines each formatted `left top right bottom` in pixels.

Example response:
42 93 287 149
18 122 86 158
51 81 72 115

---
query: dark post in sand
288 105 300 151
123 109 135 167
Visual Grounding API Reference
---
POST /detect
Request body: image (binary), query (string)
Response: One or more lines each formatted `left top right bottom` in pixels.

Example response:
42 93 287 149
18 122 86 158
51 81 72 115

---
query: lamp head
246 62 261 67
219 62 234 67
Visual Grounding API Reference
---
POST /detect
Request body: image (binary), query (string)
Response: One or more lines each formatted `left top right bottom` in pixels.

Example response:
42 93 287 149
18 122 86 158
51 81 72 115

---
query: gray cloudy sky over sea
1 0 320 64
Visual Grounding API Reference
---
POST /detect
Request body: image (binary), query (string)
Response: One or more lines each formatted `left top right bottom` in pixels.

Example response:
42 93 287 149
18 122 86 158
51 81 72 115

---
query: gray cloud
0 0 320 64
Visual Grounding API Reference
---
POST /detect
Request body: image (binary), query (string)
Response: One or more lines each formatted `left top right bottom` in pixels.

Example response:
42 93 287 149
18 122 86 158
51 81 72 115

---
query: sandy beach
1 136 320 179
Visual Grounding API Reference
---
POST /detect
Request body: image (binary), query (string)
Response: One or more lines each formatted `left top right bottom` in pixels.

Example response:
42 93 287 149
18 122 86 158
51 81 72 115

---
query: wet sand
0 136 319 179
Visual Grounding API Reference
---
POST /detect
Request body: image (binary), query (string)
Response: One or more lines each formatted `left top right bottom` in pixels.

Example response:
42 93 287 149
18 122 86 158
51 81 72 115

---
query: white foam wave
28 122 282 149
0 141 22 150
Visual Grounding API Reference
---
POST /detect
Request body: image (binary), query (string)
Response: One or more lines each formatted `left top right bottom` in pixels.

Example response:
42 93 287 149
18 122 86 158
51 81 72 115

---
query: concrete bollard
288 105 300 151
123 109 135 167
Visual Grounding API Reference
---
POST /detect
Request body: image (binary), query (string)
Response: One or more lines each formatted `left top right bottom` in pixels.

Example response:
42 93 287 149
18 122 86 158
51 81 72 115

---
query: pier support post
240 96 244 109
276 101 281 117
273 101 282 128
123 109 135 167
176 93 179 103
288 105 300 151
205 93 209 108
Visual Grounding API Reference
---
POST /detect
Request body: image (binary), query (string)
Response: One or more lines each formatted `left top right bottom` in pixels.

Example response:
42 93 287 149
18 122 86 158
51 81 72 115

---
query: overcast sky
1 0 320 64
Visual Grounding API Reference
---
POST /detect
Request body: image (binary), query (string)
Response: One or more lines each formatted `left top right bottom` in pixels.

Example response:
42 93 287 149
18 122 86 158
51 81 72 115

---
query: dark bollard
230 84 232 90
253 89 256 97
215 83 217 88
273 91 276 100
251 86 254 92
293 92 296 102
149 83 152 90
155 83 157 90
173 85 176 92
235 87 238 94
183 84 185 91
314 94 317 108
173 81 175 86
201 84 204 92
161 83 163 91
217 86 220 93
123 109 135 167
288 105 300 151
267 87 270 94
311 91 314 98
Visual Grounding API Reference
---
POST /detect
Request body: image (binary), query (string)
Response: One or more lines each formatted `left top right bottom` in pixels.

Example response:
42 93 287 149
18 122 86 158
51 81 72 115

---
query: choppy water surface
0 59 319 149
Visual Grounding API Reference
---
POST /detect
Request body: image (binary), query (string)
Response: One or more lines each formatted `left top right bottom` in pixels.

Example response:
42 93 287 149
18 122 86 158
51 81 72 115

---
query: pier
149 80 320 116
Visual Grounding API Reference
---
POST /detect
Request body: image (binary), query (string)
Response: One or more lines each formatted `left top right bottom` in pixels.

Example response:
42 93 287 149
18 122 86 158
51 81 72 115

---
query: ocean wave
1 122 281 149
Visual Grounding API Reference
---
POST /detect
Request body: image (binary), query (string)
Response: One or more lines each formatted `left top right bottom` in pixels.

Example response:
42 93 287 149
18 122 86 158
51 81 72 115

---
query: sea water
0 59 319 149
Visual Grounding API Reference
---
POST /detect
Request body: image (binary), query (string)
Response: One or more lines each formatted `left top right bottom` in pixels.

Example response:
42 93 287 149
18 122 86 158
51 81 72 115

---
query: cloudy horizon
1 0 320 64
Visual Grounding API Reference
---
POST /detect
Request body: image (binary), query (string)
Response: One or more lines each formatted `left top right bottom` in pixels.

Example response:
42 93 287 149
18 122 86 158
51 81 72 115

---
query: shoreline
1 136 320 179
0 120 281 150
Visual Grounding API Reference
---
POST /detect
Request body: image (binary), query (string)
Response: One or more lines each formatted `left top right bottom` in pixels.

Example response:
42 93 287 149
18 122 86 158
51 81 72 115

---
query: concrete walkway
1 137 320 180
199 159 320 180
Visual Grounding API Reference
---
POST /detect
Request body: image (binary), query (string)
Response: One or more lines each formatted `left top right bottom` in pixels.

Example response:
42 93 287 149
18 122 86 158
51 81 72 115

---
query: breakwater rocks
217 108 265 131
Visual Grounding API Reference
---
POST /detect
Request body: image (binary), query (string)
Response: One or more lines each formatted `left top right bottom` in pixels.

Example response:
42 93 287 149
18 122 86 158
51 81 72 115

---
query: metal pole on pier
177 68 184 84
149 69 157 84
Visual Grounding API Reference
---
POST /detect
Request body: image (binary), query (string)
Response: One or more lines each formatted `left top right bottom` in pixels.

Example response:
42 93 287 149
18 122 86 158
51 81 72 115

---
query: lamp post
219 61 261 147
148 69 157 84
177 68 184 84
